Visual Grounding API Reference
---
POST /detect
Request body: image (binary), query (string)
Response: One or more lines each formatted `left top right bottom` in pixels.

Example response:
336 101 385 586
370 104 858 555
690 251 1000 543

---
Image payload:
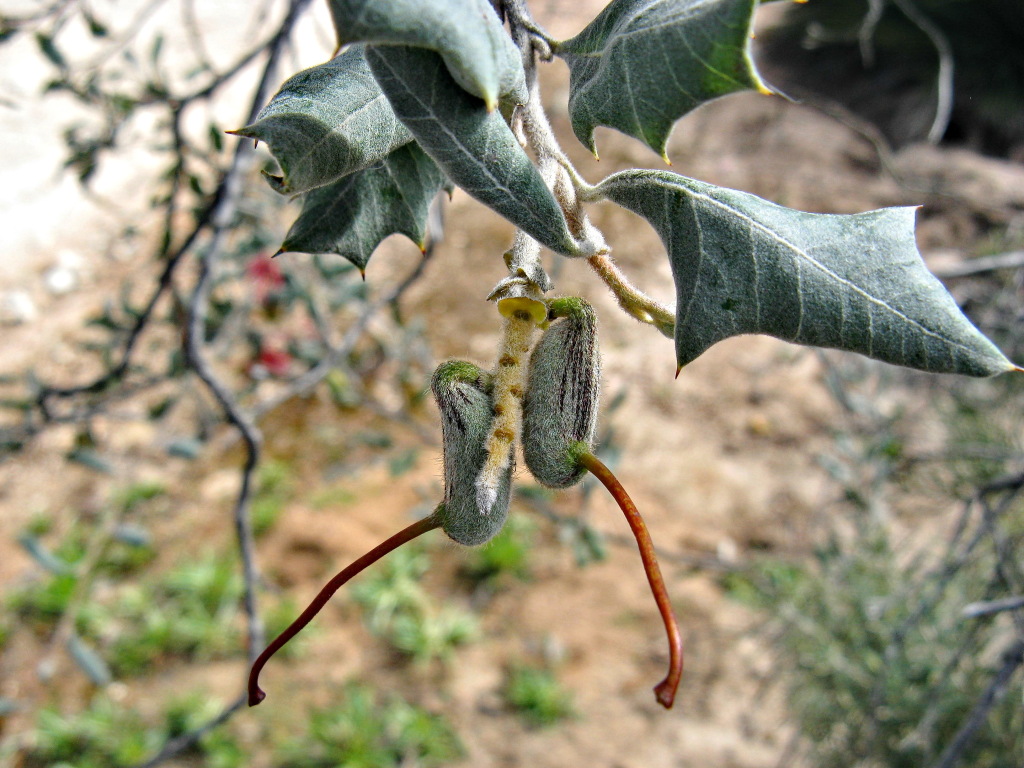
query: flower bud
522 297 601 488
431 360 512 545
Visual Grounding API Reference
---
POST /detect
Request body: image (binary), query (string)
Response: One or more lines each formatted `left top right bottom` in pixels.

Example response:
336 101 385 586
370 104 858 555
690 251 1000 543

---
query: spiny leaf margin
233 46 412 195
279 143 448 271
599 169 1015 377
555 0 769 159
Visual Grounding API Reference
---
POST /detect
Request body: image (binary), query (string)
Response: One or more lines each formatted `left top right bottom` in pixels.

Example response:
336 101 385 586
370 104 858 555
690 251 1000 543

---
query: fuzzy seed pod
431 360 512 545
522 297 601 488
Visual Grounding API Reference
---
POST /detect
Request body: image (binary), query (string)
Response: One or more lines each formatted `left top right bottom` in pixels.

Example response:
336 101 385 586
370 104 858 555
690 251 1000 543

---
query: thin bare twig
926 639 1024 768
857 0 885 67
251 244 437 420
183 0 314 666
890 0 954 144
129 1 314 765
962 595 1024 620
132 694 247 768
929 250 1024 279
180 0 214 75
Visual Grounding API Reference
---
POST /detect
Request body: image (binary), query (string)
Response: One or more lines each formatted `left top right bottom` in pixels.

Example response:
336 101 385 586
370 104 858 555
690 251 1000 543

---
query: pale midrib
374 52 562 240
677 183 970 357
288 90 397 181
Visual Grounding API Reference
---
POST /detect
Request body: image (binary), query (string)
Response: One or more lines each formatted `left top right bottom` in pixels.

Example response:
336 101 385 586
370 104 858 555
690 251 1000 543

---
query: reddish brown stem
248 514 441 707
579 452 684 708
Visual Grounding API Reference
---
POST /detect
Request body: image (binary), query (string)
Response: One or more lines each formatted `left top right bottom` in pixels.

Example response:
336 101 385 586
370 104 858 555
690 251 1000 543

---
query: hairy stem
476 306 538 512
248 514 441 707
579 451 683 708
587 252 675 338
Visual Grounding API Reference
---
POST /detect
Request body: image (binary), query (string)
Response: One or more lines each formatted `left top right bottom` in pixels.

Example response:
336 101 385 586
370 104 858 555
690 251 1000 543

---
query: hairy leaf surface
280 144 448 271
367 44 579 257
234 46 412 195
328 0 526 109
556 0 767 158
600 170 1014 376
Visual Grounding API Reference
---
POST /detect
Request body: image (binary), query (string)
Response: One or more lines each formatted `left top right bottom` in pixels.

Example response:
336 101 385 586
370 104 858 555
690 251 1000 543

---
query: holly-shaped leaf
232 46 412 195
328 0 526 110
555 0 768 159
366 44 581 257
600 170 1016 377
280 143 448 271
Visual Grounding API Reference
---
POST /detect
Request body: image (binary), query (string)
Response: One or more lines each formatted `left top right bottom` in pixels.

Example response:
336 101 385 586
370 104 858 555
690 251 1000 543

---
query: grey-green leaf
600 170 1016 377
233 46 412 195
556 0 768 158
280 143 448 271
328 0 526 109
366 44 580 257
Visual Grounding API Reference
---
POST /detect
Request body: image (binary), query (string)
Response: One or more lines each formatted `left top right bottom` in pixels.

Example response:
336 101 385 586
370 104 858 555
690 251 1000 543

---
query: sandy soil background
1 1 1022 766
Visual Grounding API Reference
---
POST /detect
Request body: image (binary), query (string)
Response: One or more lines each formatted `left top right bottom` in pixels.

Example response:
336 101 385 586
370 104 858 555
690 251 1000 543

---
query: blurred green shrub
275 682 462 768
502 664 575 728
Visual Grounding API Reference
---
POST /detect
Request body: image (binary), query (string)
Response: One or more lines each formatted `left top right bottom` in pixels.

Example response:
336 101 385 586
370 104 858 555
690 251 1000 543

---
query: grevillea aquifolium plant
241 0 1019 710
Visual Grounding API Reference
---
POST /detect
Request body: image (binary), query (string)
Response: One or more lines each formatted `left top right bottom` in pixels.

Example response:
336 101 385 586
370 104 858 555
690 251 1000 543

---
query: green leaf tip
600 169 1015 378
557 0 768 158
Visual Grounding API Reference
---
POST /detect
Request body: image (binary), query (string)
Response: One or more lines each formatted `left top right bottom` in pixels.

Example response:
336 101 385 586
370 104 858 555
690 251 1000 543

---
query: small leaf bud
523 297 601 488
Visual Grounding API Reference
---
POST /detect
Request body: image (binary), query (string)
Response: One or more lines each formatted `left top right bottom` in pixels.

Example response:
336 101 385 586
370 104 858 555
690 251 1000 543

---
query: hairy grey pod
431 360 512 546
522 297 601 488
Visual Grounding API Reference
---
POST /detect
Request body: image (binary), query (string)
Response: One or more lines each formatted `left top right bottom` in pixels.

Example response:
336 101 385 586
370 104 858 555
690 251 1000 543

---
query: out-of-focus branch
962 595 1024 619
251 224 439 420
33 0 314 418
129 1 315 766
132 694 247 768
890 0 954 144
926 639 1024 768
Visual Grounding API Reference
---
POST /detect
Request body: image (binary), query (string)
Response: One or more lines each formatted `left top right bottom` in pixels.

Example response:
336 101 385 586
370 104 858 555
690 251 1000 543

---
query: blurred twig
251 217 441 420
962 595 1024 619
927 639 1024 768
929 250 1024 279
129 0 315 765
132 694 247 768
31 3 315 418
890 0 954 144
